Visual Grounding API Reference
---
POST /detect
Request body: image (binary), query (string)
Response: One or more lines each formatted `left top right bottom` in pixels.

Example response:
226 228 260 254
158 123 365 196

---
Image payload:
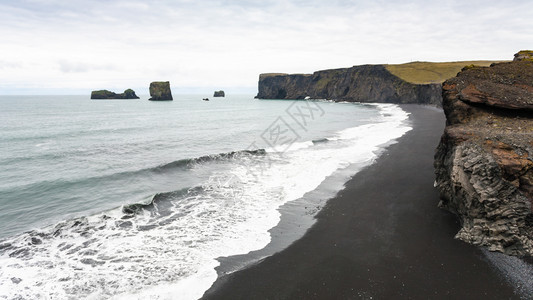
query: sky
0 0 532 95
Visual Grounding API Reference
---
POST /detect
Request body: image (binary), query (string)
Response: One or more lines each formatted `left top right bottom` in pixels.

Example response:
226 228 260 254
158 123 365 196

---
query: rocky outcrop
256 65 442 105
213 90 225 97
149 81 173 101
514 50 533 62
91 89 139 99
434 52 533 256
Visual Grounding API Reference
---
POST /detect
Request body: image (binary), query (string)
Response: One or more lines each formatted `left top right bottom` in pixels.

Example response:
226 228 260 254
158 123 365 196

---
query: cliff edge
256 65 442 105
434 51 533 256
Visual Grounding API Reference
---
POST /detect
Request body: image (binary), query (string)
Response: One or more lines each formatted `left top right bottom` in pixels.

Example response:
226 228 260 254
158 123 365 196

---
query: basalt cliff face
434 52 533 256
256 65 442 105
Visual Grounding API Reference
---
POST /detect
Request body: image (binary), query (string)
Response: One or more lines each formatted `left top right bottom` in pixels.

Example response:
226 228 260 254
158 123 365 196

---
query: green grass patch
385 61 506 84
517 50 533 56
516 50 533 62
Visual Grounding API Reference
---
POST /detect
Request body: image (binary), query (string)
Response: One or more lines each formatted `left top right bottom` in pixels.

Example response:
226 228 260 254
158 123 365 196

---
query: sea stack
149 81 173 101
434 51 533 256
91 89 139 99
213 90 225 97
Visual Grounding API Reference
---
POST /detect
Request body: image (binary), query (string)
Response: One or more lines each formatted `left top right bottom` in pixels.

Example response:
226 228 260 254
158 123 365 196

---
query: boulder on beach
149 81 173 101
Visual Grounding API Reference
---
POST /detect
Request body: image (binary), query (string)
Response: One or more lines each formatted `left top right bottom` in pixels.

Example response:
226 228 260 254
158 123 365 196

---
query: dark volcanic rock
123 89 138 99
149 81 173 101
91 90 116 99
213 90 225 97
255 65 442 105
434 52 533 256
90 89 139 99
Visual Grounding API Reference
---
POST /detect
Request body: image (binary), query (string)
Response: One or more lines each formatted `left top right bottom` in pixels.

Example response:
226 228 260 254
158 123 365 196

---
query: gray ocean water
0 94 411 299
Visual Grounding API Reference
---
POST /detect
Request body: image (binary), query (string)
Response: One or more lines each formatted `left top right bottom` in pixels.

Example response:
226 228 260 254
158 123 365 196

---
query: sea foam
0 103 411 300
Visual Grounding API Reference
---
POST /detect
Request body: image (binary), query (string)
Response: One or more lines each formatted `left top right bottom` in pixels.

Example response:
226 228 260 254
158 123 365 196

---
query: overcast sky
0 0 531 95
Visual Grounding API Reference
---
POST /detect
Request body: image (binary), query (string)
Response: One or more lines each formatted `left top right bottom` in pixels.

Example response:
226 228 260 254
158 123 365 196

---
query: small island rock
91 89 139 99
149 81 173 101
213 90 225 97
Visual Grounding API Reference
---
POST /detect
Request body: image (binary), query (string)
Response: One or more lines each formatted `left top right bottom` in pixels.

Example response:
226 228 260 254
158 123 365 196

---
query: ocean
0 95 411 299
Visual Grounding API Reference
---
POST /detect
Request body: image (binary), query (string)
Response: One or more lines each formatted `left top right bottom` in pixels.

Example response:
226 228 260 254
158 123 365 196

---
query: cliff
256 65 442 105
214 90 225 97
91 89 139 99
149 81 173 101
434 51 533 256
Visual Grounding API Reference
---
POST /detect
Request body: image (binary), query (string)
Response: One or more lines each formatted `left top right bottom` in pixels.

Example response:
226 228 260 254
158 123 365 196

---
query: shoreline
202 104 522 299
213 148 377 277
209 103 413 277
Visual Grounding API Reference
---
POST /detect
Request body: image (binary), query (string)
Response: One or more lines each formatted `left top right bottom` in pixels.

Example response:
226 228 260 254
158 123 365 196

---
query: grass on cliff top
517 50 533 55
385 61 506 84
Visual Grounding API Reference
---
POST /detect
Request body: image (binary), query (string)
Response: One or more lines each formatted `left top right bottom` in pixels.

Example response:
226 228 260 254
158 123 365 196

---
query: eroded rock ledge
434 51 533 256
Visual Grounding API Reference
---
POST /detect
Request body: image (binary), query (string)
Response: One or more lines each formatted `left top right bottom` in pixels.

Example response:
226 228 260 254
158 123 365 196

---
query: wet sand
202 105 520 299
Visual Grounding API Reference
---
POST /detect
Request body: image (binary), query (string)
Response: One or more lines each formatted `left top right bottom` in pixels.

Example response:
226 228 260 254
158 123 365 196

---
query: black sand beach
203 105 521 299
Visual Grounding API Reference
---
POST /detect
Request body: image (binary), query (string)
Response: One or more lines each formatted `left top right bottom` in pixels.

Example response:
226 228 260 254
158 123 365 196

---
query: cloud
0 60 23 70
0 0 532 94
57 60 117 73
